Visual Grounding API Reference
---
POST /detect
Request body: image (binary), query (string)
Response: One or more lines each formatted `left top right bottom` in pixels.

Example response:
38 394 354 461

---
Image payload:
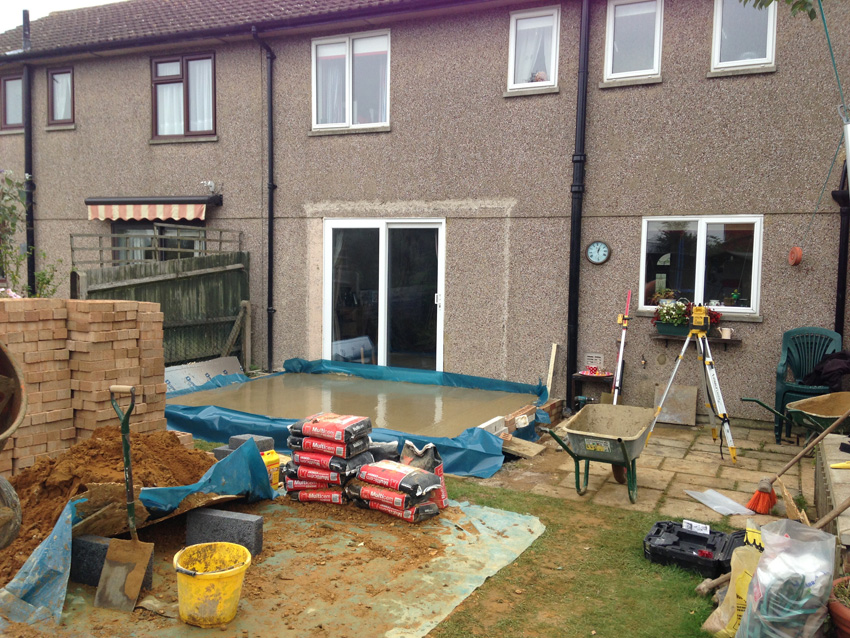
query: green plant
649 287 677 305
741 0 816 20
0 169 67 297
834 579 850 606
651 302 723 328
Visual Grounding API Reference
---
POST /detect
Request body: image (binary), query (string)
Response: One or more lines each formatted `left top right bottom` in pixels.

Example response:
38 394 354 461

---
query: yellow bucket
173 542 252 627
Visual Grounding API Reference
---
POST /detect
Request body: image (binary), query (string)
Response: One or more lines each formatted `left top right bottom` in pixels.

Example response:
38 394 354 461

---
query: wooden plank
86 263 244 292
221 303 247 357
500 434 547 459
546 343 557 396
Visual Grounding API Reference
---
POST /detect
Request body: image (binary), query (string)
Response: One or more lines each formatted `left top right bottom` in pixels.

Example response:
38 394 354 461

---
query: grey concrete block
70 534 153 590
186 508 263 557
228 434 274 453
213 445 233 460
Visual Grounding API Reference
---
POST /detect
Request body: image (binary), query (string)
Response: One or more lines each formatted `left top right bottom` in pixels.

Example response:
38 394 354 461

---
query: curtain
188 58 213 132
514 17 552 84
317 43 346 125
4 78 22 126
52 73 71 121
157 83 183 135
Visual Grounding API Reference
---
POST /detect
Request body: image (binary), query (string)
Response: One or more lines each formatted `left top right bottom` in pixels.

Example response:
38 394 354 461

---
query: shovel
93 385 154 612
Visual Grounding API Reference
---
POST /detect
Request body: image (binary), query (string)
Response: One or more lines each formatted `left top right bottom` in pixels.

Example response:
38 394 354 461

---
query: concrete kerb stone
228 434 274 453
70 534 154 589
186 508 264 557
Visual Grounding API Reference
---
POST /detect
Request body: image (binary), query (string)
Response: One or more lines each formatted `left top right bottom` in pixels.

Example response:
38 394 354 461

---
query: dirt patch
0 427 214 587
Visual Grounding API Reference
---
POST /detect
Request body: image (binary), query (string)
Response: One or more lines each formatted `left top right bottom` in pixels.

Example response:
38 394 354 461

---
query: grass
193 438 224 453
432 477 715 638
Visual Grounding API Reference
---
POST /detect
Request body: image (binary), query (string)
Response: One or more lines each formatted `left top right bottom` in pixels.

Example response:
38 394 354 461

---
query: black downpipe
566 0 591 410
252 27 277 372
834 161 849 338
22 11 35 295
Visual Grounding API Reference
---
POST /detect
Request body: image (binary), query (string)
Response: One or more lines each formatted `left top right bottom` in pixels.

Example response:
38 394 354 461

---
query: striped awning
87 202 206 221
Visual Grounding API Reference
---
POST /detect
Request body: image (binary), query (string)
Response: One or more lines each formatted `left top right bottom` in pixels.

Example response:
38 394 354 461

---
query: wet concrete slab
166 373 538 438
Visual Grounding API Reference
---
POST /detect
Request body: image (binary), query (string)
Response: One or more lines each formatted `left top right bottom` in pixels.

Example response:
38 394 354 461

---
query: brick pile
0 298 167 477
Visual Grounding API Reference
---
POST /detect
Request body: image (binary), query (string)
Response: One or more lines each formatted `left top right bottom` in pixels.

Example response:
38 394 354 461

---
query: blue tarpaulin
0 439 274 629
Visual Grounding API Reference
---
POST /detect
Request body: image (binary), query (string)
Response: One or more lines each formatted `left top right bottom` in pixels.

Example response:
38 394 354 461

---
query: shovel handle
110 385 135 395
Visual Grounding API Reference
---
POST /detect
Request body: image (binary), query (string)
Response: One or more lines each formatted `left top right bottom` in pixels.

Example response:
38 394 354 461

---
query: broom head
746 477 777 515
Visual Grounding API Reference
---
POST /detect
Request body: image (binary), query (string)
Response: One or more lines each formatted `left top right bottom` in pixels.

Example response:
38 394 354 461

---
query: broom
746 406 850 514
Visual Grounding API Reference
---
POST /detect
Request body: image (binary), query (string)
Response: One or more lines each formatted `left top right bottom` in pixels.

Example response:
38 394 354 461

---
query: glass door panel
331 228 380 364
387 227 438 370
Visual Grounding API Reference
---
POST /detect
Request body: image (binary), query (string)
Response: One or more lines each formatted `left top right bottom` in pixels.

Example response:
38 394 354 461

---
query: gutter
84 195 223 206
565 0 591 411
22 11 35 295
252 27 277 373
834 161 849 338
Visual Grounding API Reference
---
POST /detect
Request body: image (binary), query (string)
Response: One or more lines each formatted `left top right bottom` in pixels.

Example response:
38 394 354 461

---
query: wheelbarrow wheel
574 459 590 496
626 459 638 504
611 464 627 484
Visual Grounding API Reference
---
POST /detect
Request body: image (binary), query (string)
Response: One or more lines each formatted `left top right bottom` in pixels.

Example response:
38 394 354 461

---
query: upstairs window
151 53 215 138
48 68 74 125
712 0 776 71
507 7 560 91
604 0 663 81
1 75 23 130
640 216 763 315
313 31 390 130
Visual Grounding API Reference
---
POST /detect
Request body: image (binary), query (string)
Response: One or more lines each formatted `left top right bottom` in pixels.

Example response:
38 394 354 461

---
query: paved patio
480 420 815 529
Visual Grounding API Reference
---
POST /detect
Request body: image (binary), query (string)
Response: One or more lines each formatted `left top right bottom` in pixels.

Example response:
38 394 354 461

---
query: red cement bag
291 450 374 475
289 489 347 504
288 434 370 459
282 461 345 486
284 478 330 491
289 412 372 443
344 482 427 510
352 496 440 523
357 459 441 498
401 441 449 509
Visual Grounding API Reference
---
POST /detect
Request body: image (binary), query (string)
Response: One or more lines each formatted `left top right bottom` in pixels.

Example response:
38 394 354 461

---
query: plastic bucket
173 542 252 627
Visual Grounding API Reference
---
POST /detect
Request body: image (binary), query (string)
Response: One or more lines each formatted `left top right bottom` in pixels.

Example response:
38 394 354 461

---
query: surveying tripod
650 305 737 463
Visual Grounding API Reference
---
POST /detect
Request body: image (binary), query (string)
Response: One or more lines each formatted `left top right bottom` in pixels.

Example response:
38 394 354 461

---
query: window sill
503 86 559 98
149 135 218 145
46 123 76 132
635 308 763 323
707 64 777 79
598 75 662 90
308 125 391 137
0 128 23 136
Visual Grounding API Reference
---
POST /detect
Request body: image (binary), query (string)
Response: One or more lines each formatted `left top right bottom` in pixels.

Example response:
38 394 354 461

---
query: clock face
586 241 610 264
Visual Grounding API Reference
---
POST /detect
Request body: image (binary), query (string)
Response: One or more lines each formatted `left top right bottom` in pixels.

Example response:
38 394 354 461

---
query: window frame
603 0 664 82
111 220 206 264
638 215 763 315
506 6 560 92
47 67 74 126
1 74 23 131
711 0 776 72
311 29 391 131
150 52 216 139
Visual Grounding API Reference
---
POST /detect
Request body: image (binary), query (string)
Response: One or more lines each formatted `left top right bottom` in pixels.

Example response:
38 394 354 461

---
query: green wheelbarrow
542 404 656 504
741 392 850 444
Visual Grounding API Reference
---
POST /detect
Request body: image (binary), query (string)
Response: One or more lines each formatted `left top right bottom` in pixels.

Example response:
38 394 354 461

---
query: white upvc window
639 215 763 315
312 30 390 130
507 6 560 91
604 0 663 81
711 0 776 72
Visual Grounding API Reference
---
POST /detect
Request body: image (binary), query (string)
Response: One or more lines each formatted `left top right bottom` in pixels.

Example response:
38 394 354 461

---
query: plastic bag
736 519 835 638
702 545 761 636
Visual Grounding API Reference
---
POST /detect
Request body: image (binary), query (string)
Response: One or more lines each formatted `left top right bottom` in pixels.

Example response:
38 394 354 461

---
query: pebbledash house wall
0 0 847 420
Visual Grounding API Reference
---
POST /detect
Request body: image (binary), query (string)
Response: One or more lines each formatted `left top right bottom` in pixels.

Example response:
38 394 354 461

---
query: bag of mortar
292 450 374 475
289 489 347 505
282 461 346 486
357 459 441 498
288 434 371 459
350 494 440 523
736 519 835 638
401 441 448 509
284 477 331 492
701 544 761 637
345 481 429 510
289 412 372 442
369 440 401 463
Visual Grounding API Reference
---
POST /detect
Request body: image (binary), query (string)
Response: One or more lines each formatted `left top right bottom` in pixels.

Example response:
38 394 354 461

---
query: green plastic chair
774 327 842 442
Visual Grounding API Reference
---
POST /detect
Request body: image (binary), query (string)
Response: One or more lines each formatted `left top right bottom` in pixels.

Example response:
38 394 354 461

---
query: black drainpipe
833 161 849 338
22 11 36 295
566 0 591 410
252 27 277 372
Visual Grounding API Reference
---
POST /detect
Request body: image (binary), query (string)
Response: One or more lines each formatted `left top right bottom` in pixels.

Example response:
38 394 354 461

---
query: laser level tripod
650 304 737 463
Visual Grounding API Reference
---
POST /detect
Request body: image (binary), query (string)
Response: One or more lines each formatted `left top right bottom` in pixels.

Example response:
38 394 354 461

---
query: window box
312 31 390 131
507 6 560 92
639 215 763 315
711 0 776 73
655 322 690 337
1 74 23 131
604 0 663 82
151 53 215 138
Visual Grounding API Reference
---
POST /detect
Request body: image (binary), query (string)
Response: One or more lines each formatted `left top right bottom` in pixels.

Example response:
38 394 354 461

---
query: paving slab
660 457 719 477
558 473 609 492
634 467 676 491
698 435 762 451
671 472 739 492
727 513 782 529
684 450 759 471
591 483 663 512
636 453 663 469
657 497 723 523
642 444 687 459
530 483 574 500
646 436 691 449
651 425 703 441
762 442 806 455
558 461 617 477
718 466 768 484
759 459 799 475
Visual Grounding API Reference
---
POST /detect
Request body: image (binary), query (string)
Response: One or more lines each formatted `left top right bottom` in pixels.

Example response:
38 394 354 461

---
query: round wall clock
585 241 611 265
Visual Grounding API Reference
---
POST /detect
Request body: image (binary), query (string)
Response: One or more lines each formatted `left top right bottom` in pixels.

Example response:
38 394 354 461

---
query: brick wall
0 298 166 476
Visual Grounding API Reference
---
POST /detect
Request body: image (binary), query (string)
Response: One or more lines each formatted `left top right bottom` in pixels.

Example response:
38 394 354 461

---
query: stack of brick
0 298 73 475
67 300 167 440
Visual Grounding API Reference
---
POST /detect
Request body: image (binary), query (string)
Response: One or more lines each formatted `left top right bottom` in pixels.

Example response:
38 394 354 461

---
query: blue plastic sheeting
166 404 506 478
0 439 274 628
166 372 249 399
283 358 549 405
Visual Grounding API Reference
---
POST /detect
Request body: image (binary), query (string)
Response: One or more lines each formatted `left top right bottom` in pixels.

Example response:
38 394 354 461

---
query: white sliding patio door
323 219 445 371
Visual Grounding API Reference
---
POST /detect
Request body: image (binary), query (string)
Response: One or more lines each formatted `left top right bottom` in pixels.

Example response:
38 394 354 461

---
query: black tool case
643 521 746 578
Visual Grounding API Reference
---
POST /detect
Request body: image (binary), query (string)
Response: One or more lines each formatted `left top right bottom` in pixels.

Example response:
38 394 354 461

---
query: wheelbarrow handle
740 397 790 422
